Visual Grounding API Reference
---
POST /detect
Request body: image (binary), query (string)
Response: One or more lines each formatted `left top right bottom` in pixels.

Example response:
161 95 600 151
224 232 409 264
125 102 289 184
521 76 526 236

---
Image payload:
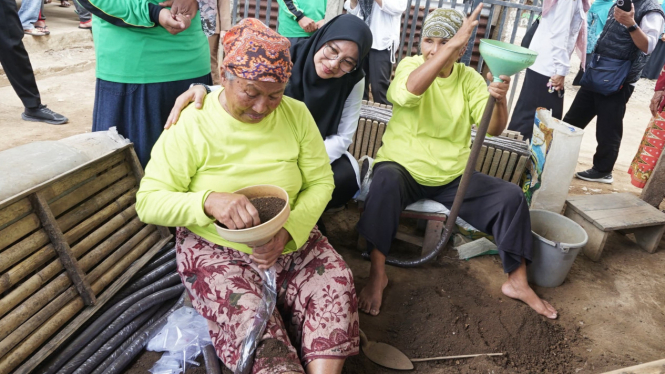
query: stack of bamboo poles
348 101 531 186
0 145 171 374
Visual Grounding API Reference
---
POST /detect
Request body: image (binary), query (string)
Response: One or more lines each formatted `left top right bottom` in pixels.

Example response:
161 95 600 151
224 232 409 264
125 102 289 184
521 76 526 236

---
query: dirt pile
250 197 286 224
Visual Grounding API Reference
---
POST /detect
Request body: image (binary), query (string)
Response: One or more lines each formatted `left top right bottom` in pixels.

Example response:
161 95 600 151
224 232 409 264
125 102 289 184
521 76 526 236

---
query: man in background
345 0 407 104
0 0 68 124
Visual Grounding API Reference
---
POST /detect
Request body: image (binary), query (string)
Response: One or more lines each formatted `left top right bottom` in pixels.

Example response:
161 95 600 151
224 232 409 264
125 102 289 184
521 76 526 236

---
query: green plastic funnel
479 39 538 82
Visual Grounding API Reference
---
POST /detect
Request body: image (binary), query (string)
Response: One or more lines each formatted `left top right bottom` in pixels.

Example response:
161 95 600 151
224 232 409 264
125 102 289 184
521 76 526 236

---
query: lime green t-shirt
277 0 327 38
374 56 490 186
136 89 334 254
89 0 210 84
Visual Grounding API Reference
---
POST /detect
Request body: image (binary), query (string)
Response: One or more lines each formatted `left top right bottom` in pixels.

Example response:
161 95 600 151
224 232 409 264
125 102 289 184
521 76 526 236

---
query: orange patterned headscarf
222 19 292 83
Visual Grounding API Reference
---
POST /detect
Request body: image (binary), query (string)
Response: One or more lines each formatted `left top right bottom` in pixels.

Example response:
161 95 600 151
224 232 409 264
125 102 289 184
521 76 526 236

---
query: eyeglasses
322 44 358 74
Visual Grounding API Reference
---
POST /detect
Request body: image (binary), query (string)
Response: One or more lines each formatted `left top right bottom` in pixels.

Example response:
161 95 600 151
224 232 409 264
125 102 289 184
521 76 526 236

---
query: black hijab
286 14 373 138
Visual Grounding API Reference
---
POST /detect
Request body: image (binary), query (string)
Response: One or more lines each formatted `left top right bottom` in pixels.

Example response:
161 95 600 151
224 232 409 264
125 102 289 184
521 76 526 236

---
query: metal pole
398 0 413 63
407 0 422 58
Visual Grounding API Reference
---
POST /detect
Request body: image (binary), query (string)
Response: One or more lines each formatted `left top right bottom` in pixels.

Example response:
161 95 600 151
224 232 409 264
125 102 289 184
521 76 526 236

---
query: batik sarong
175 227 359 374
629 113 665 188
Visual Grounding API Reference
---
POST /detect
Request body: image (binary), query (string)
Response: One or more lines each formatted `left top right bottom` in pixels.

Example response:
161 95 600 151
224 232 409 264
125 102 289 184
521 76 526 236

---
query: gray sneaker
22 105 68 125
575 168 613 184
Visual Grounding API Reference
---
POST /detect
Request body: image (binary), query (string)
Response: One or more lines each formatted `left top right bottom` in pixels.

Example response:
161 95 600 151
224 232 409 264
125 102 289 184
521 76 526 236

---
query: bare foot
358 272 388 316
502 279 558 319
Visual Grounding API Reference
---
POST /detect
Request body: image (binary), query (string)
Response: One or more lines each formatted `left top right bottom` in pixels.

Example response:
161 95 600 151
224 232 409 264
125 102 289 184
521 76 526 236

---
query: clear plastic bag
234 267 277 374
147 306 212 374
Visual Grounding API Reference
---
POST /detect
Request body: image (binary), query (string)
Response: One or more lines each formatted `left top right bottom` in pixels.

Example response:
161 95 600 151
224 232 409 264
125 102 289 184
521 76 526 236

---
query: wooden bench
564 193 665 261
353 101 530 255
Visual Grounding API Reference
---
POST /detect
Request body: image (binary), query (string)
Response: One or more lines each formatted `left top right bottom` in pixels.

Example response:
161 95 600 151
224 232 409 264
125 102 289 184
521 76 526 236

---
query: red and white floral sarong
175 227 359 374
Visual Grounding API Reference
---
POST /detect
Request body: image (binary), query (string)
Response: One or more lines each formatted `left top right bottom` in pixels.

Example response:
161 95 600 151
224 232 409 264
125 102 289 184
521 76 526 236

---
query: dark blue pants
92 74 212 167
357 162 532 273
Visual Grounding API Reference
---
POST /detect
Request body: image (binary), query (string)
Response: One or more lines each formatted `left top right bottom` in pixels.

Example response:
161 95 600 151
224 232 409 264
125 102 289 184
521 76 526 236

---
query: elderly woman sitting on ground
357 6 559 320
136 19 358 374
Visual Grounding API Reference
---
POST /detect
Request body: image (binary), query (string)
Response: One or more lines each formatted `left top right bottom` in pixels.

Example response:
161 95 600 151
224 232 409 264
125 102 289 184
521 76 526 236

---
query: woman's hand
487 73 510 103
165 85 209 129
447 3 483 51
204 192 261 229
650 90 665 117
250 228 291 270
550 74 565 91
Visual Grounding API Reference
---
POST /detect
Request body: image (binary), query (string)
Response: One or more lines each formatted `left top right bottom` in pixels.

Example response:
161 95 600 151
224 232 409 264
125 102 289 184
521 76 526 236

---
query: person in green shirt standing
277 0 327 44
77 0 211 166
356 7 559 321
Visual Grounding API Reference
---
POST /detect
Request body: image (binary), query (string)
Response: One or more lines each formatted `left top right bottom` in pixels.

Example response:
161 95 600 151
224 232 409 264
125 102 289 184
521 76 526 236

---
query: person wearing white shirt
508 0 589 141
563 0 664 184
345 0 408 104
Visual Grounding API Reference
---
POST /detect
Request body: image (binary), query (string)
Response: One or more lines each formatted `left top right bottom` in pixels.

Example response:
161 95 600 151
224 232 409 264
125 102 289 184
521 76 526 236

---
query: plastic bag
147 306 212 374
524 109 585 213
235 267 277 374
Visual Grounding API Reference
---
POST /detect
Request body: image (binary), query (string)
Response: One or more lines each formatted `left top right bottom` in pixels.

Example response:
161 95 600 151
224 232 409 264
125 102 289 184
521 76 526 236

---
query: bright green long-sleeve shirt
79 0 210 84
374 56 489 186
277 0 327 37
136 89 334 254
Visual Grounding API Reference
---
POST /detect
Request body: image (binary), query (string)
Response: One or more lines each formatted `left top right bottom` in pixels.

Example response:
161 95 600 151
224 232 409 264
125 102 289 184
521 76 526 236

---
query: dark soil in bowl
250 197 286 224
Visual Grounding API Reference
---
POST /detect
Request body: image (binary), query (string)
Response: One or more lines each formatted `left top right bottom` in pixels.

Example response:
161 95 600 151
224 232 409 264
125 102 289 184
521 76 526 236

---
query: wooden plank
124 148 171 238
50 162 130 217
502 153 518 181
395 231 424 247
517 134 524 141
353 119 366 160
475 145 487 171
0 214 40 252
579 205 665 231
631 224 665 253
564 208 609 262
421 220 444 257
495 150 511 180
362 100 368 105
488 148 503 177
373 123 386 158
567 193 648 213
400 210 448 222
28 193 96 306
601 358 665 374
366 121 379 159
373 102 381 108
12 235 171 374
510 155 528 185
640 151 665 207
360 121 372 158
481 147 495 175
0 199 31 230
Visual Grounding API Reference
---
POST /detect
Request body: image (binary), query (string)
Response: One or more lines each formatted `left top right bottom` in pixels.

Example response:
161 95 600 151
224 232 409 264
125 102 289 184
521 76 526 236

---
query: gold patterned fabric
422 8 464 39
222 18 293 83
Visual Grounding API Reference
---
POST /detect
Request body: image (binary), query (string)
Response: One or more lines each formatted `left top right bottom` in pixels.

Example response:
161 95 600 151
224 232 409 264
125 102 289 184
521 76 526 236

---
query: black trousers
508 69 564 141
362 48 392 105
0 0 41 109
563 84 635 173
357 162 532 273
327 154 359 210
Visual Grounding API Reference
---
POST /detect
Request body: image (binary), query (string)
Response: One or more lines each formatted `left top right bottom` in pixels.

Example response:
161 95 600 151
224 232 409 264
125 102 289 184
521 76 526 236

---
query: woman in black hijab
167 15 373 211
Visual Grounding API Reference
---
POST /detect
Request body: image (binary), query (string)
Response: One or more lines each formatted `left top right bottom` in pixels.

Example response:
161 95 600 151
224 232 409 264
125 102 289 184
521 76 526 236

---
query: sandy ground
2 5 665 373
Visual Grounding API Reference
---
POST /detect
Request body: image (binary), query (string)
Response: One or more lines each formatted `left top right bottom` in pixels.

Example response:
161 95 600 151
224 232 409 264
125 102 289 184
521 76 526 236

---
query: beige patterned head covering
422 8 465 39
